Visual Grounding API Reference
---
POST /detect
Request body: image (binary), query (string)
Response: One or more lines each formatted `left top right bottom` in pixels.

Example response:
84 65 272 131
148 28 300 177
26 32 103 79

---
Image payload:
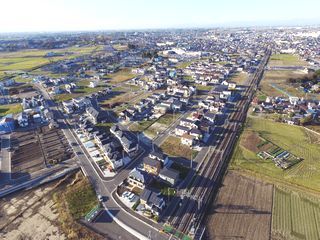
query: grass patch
269 54 306 67
176 61 192 69
157 113 181 126
0 103 22 116
231 72 248 85
129 119 157 132
161 136 198 160
64 177 98 220
260 70 306 98
230 116 320 192
194 84 212 91
106 68 136 84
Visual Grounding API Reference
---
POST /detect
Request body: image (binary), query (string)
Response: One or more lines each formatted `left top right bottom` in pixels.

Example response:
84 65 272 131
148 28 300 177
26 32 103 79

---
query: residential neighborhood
0 19 319 240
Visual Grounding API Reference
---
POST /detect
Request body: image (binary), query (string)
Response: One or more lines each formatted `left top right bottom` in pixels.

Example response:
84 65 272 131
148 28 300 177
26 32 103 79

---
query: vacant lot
160 136 197 160
0 172 102 240
0 103 22 117
206 171 273 240
230 116 320 192
268 54 307 67
260 70 306 98
106 68 136 84
231 72 249 85
272 187 320 240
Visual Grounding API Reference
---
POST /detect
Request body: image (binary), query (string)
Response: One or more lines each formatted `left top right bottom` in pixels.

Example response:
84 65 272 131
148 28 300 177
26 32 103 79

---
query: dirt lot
240 130 261 153
0 172 103 240
205 171 273 240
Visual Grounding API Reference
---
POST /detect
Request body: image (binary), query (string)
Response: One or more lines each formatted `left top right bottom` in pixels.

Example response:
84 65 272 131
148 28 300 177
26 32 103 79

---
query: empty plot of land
106 68 136 84
160 136 197 160
231 72 249 85
206 171 273 240
260 70 306 97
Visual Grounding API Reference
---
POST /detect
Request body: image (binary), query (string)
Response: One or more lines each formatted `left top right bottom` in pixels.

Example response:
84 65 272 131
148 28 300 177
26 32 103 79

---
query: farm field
268 54 307 67
0 45 102 78
230 116 320 192
205 171 273 240
272 187 320 240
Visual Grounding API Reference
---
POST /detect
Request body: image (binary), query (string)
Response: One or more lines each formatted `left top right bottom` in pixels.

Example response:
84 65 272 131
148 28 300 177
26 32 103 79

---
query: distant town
0 27 319 240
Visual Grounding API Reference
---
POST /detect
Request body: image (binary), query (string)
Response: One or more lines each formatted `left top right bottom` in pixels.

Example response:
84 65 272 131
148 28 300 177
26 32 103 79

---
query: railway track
168 49 271 237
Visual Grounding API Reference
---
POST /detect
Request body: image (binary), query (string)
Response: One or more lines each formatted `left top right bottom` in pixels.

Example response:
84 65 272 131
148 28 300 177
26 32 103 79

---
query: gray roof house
140 188 165 216
159 167 179 186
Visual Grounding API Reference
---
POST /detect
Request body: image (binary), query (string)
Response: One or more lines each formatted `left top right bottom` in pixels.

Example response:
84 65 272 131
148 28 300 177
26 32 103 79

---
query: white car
128 193 135 201
98 194 103 202
122 191 129 198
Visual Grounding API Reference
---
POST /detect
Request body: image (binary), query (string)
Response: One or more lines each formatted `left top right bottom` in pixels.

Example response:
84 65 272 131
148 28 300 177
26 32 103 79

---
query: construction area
0 172 104 240
10 126 74 179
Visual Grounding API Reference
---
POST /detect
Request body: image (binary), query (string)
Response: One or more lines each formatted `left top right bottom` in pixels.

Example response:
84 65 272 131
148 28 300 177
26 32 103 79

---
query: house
175 125 189 136
199 121 211 133
118 134 137 154
62 100 74 114
128 168 152 189
17 112 29 127
86 106 105 124
89 81 97 88
154 104 169 114
181 134 196 147
180 118 198 129
172 100 183 111
159 167 179 186
0 114 15 133
140 188 165 216
204 112 216 123
189 128 203 140
149 150 169 166
143 156 161 175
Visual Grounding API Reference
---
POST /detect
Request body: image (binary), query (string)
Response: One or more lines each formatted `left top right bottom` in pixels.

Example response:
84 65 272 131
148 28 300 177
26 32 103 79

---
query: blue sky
1 0 320 32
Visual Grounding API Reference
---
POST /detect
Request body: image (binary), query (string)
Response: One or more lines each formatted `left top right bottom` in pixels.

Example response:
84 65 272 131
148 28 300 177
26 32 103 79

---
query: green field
0 45 102 79
230 116 320 192
272 187 320 240
269 54 307 67
0 103 22 117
